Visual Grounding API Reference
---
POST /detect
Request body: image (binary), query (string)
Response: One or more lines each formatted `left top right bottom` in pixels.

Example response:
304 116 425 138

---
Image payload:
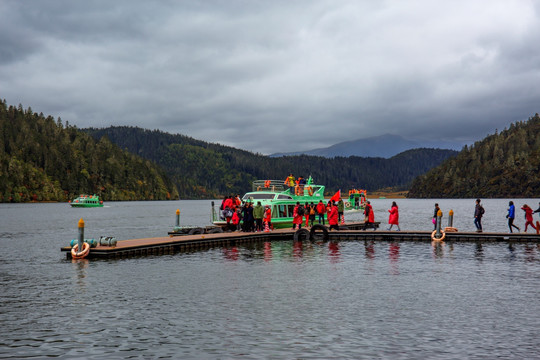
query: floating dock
61 221 540 260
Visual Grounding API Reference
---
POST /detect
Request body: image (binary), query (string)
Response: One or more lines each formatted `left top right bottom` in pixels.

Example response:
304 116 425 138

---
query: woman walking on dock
506 201 520 233
521 204 537 233
387 201 400 231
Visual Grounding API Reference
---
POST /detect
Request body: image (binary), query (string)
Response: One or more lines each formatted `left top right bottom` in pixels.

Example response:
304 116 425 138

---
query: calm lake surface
1 198 540 359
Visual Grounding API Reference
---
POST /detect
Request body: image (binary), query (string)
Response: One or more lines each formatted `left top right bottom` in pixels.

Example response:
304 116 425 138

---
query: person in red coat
387 201 400 231
364 201 376 230
521 204 538 233
328 202 339 230
293 202 303 230
316 200 326 225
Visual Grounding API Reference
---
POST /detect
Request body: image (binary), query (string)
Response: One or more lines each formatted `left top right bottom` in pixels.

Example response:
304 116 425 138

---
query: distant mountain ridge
271 134 464 158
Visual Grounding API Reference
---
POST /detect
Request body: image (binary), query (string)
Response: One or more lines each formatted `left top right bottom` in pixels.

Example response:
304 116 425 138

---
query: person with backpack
307 202 315 227
474 198 485 233
293 201 304 230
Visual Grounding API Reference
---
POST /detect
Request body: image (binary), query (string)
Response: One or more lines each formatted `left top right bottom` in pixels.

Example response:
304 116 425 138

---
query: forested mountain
408 113 540 198
86 126 458 198
0 100 179 202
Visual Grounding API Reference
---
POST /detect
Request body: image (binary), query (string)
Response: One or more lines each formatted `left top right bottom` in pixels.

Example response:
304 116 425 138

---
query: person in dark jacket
242 201 254 232
474 199 484 233
506 201 520 233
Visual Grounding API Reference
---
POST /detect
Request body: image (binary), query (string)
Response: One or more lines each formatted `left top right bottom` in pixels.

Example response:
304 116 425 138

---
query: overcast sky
1 0 539 154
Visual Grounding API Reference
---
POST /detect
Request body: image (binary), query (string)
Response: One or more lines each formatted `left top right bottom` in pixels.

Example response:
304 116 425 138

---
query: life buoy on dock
444 227 458 232
431 230 446 241
71 242 90 259
310 224 329 241
294 228 311 241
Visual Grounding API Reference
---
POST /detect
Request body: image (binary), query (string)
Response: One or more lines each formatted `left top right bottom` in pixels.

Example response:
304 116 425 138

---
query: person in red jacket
222 196 234 226
316 200 326 225
364 201 375 230
293 202 303 230
264 205 272 231
387 201 400 231
231 208 241 231
521 204 537 233
328 202 339 230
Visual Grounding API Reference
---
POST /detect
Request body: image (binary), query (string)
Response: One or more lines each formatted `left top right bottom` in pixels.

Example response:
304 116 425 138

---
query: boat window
287 204 294 217
277 195 293 200
243 193 275 200
275 205 286 218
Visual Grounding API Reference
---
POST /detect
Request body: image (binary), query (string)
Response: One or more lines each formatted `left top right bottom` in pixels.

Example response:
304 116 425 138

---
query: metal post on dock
78 218 85 252
448 210 454 228
436 210 442 237
176 209 180 227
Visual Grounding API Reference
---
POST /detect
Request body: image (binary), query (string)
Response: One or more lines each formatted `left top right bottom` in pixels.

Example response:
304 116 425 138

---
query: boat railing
251 180 288 192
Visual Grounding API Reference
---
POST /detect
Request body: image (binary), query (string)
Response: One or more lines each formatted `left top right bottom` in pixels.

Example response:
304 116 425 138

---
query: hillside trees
408 113 540 198
0 100 178 202
86 126 458 198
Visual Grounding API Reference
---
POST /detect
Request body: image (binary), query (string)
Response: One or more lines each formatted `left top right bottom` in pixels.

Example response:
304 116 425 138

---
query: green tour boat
69 194 104 208
345 189 367 212
212 177 328 229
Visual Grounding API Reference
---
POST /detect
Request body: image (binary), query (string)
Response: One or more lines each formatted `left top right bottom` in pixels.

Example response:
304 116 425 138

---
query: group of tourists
220 195 272 232
284 174 312 196
434 199 540 234
291 199 345 231
220 190 540 234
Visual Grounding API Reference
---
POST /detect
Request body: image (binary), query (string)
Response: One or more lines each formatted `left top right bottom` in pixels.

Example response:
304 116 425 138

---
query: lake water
1 198 540 359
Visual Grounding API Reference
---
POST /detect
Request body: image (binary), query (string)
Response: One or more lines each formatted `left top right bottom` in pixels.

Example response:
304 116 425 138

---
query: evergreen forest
85 126 458 199
0 100 179 202
408 113 540 198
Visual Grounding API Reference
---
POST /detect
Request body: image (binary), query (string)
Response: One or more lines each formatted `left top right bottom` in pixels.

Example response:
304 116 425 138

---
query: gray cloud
1 0 539 154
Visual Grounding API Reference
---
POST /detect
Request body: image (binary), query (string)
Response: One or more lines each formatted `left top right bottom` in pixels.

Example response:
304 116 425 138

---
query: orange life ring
431 230 446 241
444 227 458 232
71 242 90 259
307 186 313 196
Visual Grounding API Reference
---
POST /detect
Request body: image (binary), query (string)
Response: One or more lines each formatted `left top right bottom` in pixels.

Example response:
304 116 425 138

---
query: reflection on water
1 201 540 359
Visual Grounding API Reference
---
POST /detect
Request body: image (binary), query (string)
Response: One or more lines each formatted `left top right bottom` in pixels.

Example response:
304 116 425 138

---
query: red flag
330 190 341 202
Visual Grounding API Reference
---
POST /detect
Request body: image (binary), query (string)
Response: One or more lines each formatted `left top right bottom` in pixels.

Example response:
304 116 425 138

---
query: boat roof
242 179 325 202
